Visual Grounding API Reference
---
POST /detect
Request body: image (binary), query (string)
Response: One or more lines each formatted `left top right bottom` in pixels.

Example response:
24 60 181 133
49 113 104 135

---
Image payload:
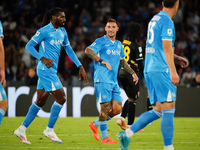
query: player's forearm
0 38 5 70
120 59 135 75
85 48 101 62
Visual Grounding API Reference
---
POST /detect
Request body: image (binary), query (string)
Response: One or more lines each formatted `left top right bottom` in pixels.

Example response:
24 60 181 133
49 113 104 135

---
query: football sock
93 115 111 127
48 101 63 128
127 101 136 125
22 102 41 128
99 121 108 139
121 99 128 118
161 108 175 146
0 108 6 125
130 109 161 133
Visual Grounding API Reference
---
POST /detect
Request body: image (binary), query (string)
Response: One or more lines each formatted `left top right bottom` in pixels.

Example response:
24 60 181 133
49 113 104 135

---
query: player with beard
85 19 138 143
14 7 89 144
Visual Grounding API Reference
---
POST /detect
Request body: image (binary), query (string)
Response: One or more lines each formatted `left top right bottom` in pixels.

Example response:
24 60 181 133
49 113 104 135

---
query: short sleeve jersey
144 11 175 73
31 22 70 73
0 21 3 38
88 35 125 84
122 40 143 73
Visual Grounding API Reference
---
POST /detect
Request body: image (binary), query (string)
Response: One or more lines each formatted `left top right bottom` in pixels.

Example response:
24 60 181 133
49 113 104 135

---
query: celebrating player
85 19 138 143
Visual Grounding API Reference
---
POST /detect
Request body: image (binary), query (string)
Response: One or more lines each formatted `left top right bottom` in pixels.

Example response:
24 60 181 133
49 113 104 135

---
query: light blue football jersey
0 21 3 38
31 22 69 73
144 11 175 73
88 35 125 84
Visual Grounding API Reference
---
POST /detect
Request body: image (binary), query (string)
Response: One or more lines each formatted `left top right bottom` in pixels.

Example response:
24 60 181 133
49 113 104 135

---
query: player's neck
162 8 175 19
106 35 116 42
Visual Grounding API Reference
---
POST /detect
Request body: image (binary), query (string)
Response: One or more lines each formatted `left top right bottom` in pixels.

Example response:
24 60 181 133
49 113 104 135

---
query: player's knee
112 106 122 115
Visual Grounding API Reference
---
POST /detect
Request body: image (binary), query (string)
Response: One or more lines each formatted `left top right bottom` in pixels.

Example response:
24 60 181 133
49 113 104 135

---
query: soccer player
117 23 145 130
14 7 89 144
118 0 188 150
85 19 139 143
0 20 8 125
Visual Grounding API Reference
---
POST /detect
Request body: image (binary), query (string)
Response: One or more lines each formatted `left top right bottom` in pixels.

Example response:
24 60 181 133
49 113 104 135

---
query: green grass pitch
0 117 199 150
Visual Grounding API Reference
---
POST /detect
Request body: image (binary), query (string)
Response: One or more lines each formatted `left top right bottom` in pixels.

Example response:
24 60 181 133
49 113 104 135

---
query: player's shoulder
157 11 173 25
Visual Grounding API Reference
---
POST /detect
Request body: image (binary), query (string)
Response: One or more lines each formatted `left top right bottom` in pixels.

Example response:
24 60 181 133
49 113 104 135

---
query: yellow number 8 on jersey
122 45 130 62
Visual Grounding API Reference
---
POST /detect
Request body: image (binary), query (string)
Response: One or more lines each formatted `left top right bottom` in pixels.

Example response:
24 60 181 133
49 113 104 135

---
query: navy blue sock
0 108 5 125
47 101 63 128
161 108 175 146
130 109 161 133
22 102 41 128
99 121 108 139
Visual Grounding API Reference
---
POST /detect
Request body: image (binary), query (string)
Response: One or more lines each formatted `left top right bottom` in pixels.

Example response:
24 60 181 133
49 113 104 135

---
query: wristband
99 58 103 63
131 71 135 75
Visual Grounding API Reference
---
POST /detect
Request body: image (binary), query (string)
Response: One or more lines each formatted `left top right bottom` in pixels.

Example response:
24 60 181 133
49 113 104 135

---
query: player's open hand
101 61 112 70
41 57 54 68
0 69 6 88
132 72 139 85
79 65 89 84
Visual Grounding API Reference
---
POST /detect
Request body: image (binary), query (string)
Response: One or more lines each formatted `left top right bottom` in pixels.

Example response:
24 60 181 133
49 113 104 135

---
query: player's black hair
106 18 118 26
127 23 142 41
42 7 64 27
163 0 178 8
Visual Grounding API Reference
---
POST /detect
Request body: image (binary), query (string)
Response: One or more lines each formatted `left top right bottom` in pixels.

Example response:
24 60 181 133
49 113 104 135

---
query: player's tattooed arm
85 48 112 70
120 59 139 84
120 59 135 75
85 48 99 61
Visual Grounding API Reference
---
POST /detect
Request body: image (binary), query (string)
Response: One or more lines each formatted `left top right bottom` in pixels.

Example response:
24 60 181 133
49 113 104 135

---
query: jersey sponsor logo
50 34 54 37
50 39 63 45
105 44 110 46
167 29 172 36
106 49 111 55
35 31 40 37
106 49 120 55
146 47 155 53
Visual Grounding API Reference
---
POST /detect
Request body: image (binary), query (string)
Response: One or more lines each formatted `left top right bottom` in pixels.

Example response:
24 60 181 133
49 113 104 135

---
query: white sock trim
164 144 174 150
125 128 134 138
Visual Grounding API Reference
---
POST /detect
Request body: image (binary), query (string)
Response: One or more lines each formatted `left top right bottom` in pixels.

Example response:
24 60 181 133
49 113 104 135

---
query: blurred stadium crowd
0 0 200 87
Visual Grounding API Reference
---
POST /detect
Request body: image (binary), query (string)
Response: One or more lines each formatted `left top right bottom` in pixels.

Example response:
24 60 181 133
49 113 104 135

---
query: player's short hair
127 23 142 41
106 18 118 26
163 0 178 8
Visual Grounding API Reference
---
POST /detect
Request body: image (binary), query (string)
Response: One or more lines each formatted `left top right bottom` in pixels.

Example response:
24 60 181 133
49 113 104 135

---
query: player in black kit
117 22 147 130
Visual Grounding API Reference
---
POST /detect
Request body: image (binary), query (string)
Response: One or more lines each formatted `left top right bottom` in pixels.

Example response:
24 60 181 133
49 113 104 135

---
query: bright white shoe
14 128 31 144
43 128 62 143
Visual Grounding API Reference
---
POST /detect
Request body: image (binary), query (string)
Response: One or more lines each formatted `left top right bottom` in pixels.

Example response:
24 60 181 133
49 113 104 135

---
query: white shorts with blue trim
37 69 63 92
94 82 122 103
144 72 177 105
